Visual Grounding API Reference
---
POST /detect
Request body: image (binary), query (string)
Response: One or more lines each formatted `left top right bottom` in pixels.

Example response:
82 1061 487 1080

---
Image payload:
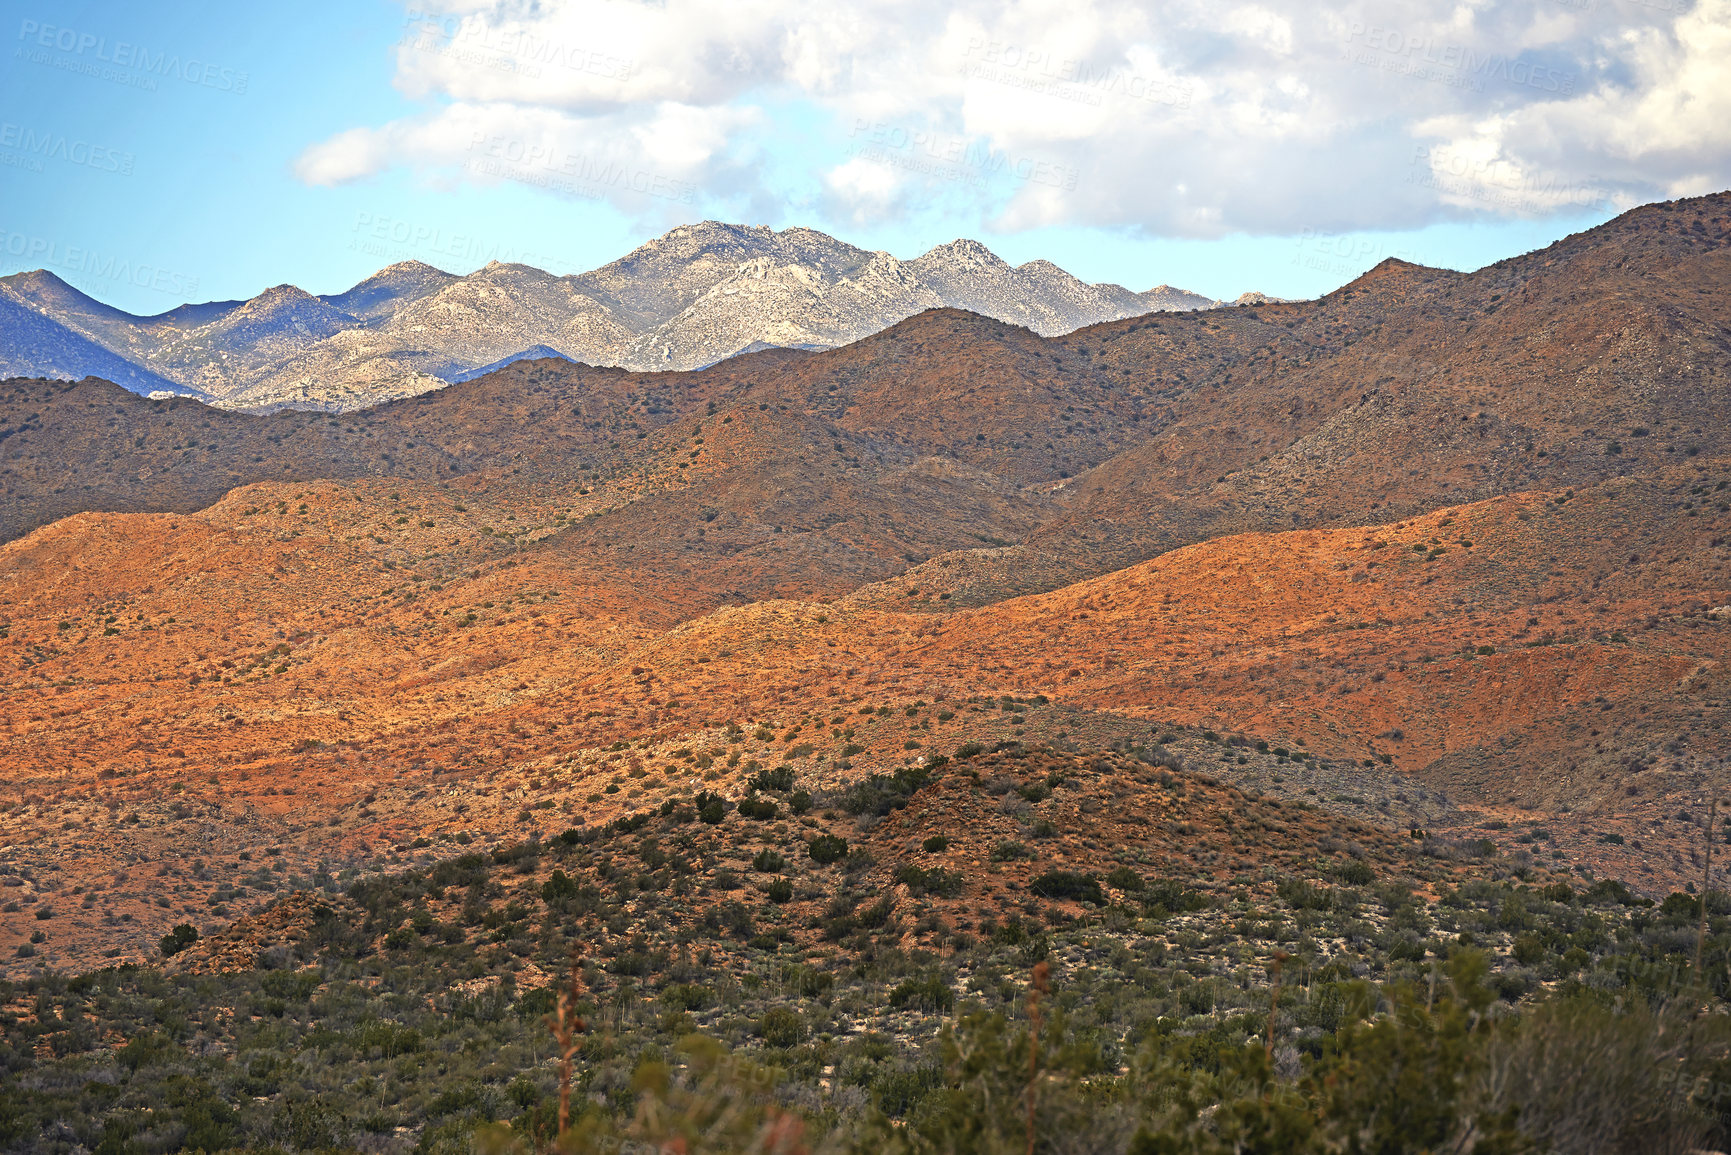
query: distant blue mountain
448 345 576 383
0 287 192 397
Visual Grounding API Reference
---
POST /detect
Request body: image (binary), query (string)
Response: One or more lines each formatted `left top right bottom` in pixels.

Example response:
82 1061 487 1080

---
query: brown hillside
2 459 1726 974
1017 193 1731 581
4 194 1731 977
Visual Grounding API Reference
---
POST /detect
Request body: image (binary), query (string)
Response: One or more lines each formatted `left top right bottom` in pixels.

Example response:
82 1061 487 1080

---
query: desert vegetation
6 752 1731 1153
3 195 1731 1152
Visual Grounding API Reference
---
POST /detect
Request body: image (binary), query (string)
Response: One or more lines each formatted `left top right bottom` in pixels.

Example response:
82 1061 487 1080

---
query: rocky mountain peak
246 283 323 307
0 220 1224 409
918 238 1009 268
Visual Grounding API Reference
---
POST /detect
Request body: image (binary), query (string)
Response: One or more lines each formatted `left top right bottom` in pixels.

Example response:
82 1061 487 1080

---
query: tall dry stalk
1697 796 1717 989
1026 959 1050 1155
547 949 588 1142
1266 951 1289 1061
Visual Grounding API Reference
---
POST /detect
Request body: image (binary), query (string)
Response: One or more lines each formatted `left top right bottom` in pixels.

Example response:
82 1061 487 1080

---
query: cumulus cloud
1414 0 1731 209
295 127 392 187
296 0 1731 235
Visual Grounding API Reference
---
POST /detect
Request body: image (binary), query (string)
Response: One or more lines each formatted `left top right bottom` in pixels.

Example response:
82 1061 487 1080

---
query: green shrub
856 897 896 929
888 973 955 1012
841 764 934 817
704 900 754 938
808 835 848 865
1105 865 1144 891
1584 879 1639 905
116 1030 177 1071
1141 878 1208 916
159 923 199 957
1339 859 1376 885
1029 871 1105 906
896 864 964 898
260 971 321 1000
759 1007 804 1047
1276 876 1334 910
1512 934 1548 966
737 796 778 820
430 854 488 888
873 1065 945 1118
541 869 578 901
748 766 795 792
271 1098 347 1149
660 983 714 1012
695 791 727 824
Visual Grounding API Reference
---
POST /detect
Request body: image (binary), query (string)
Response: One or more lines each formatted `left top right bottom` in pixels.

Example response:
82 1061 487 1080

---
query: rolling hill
2 192 1730 983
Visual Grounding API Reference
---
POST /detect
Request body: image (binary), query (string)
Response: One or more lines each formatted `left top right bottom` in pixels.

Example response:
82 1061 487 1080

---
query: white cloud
1222 6 1296 55
824 156 904 219
295 127 392 187
297 0 1731 236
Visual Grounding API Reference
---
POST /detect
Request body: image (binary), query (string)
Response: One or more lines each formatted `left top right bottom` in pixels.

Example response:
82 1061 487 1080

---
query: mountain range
2 192 1729 984
0 222 1219 412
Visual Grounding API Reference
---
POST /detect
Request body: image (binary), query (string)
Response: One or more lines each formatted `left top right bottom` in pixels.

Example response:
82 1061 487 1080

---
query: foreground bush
472 950 1730 1155
9 820 1731 1155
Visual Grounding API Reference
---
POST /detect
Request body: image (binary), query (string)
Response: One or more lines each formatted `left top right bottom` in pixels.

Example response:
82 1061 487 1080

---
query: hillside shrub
888 973 955 1012
1029 872 1106 906
759 1007 804 1047
896 864 964 898
736 796 777 820
808 835 848 865
159 923 199 957
841 764 934 817
748 766 795 792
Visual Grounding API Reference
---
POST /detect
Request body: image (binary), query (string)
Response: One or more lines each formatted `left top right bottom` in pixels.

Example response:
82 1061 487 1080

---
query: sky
2 0 1727 315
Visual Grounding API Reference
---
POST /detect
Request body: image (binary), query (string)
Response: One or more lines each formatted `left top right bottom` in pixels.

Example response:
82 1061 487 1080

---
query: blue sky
3 0 1722 315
